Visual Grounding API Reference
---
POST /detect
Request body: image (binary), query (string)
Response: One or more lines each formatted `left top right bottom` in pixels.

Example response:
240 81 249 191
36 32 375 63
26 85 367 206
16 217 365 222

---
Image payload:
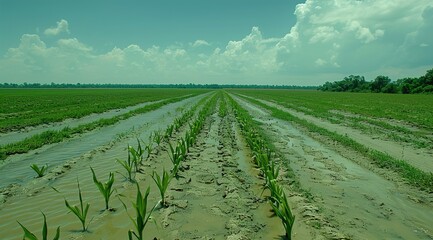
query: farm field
0 88 206 133
0 89 432 239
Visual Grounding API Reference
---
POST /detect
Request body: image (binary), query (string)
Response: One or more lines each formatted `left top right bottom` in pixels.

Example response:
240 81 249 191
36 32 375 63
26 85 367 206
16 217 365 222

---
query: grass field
0 89 432 240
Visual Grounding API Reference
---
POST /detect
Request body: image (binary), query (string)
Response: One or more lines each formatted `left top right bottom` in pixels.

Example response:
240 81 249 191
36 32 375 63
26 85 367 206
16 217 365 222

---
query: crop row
0 89 208 133
18 94 217 239
0 94 196 161
238 95 433 193
232 90 433 132
227 94 295 239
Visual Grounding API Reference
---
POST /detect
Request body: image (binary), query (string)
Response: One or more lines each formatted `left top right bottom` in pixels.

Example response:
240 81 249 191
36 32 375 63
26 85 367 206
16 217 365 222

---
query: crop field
0 89 432 239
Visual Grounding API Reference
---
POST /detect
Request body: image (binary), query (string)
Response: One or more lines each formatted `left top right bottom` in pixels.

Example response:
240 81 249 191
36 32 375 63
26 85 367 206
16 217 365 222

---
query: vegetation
127 184 158 240
17 213 60 240
151 169 172 207
0 82 317 90
228 94 295 239
238 95 433 192
0 89 206 133
90 167 115 210
232 89 433 132
0 95 194 161
64 181 91 232
30 164 48 178
319 68 433 94
117 146 136 182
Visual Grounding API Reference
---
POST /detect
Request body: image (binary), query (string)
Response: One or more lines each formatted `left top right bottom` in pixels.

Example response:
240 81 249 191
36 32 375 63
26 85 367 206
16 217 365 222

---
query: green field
230 90 433 130
0 89 207 133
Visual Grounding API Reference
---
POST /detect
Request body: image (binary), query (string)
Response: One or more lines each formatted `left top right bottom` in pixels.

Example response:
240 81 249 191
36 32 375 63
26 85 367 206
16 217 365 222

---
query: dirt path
233 94 433 240
237 94 433 174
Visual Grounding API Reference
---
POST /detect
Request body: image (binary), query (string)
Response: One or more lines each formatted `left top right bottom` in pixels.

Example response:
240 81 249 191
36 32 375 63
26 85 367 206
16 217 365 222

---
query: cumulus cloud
1 1 433 85
44 19 70 36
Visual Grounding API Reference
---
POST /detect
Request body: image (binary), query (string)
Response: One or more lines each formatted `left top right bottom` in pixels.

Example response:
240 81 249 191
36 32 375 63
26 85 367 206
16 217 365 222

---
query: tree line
319 68 433 94
0 82 317 90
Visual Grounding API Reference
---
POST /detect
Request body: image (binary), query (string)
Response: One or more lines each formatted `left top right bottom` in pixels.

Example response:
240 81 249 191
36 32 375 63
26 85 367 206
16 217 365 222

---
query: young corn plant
145 142 153 160
30 164 48 178
168 142 183 178
270 191 295 240
17 212 60 240
129 140 145 172
90 167 115 210
151 169 172 207
165 125 174 139
117 145 135 182
65 181 91 232
153 130 163 147
128 184 158 240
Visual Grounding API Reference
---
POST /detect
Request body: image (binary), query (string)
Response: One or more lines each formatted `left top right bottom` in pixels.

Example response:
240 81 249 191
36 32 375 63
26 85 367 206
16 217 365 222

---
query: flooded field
0 89 432 239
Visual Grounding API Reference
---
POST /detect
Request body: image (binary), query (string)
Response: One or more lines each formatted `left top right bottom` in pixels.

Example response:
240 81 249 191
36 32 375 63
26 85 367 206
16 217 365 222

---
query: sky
0 0 432 86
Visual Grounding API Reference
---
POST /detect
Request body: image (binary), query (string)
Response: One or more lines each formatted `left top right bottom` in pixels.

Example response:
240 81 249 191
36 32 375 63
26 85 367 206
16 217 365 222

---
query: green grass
0 88 209 133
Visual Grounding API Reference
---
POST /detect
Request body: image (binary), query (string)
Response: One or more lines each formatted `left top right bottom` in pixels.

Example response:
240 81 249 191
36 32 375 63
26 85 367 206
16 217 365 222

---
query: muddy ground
0 92 432 239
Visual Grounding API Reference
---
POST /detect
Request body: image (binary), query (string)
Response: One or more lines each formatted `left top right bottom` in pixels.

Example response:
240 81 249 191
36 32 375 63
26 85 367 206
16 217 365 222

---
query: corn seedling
151 169 172 207
65 181 91 232
144 142 153 160
129 140 145 172
128 184 158 240
270 191 295 240
90 167 115 210
168 142 183 177
17 212 60 240
30 164 48 178
117 145 135 181
165 125 174 139
153 131 163 146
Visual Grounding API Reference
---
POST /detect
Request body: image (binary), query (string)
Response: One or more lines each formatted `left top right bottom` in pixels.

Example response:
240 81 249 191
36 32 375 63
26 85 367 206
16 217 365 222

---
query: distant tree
371 75 391 93
382 82 398 93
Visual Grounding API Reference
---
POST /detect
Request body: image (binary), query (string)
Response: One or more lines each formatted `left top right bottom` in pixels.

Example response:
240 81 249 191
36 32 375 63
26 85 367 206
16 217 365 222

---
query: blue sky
0 0 432 85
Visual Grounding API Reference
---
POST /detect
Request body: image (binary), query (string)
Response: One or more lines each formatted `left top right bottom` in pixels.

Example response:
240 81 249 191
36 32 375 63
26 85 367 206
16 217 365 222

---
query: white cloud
44 19 70 36
1 1 432 85
192 40 210 47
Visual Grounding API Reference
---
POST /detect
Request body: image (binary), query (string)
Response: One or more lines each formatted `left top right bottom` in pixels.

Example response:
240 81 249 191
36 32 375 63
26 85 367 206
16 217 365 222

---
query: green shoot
270 191 295 240
117 145 135 182
17 212 60 240
129 140 145 172
30 164 48 178
151 169 172 207
90 167 115 210
128 184 158 240
153 131 163 146
65 181 91 232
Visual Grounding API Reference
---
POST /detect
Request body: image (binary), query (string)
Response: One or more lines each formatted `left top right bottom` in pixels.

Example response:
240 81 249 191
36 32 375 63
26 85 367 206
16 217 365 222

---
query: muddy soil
0 94 207 194
238 94 433 174
233 94 433 239
0 93 212 239
0 94 289 240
